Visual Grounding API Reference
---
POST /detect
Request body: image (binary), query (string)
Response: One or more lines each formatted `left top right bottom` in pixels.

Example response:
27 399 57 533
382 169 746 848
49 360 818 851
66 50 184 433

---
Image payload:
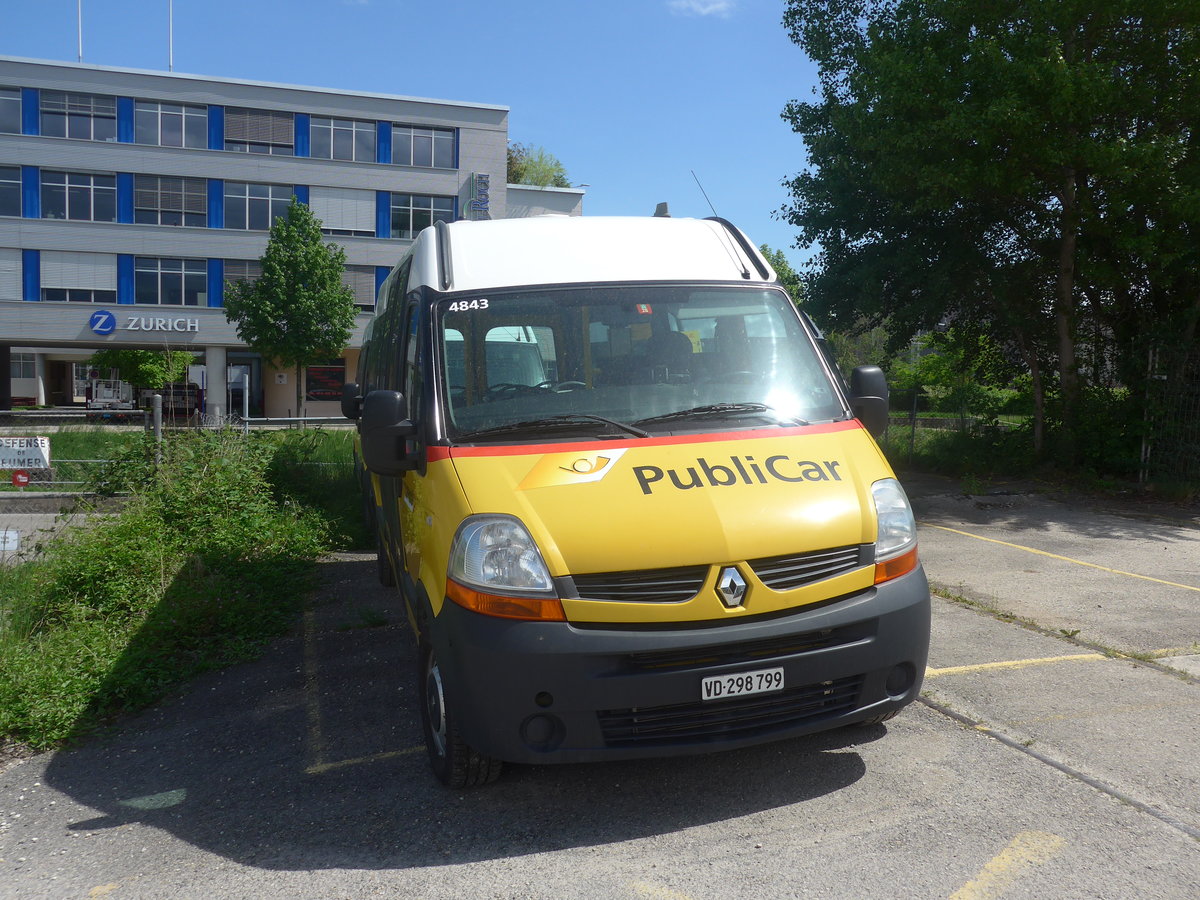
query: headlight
449 516 555 594
872 478 917 561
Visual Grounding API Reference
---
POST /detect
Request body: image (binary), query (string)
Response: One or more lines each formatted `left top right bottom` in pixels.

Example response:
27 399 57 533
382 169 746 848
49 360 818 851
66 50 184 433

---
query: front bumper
433 565 931 764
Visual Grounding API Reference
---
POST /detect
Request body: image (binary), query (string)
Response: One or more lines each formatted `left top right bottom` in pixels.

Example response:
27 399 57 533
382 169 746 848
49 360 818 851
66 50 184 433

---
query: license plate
701 667 784 701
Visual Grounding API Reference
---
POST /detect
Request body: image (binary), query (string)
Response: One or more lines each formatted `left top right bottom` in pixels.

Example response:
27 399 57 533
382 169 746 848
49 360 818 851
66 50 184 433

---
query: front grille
625 622 871 672
572 565 709 603
597 675 864 747
748 544 871 590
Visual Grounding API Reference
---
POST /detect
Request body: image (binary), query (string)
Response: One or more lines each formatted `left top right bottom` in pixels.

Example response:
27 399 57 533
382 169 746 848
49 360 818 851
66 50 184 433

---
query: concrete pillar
205 345 227 419
33 353 47 406
0 346 10 410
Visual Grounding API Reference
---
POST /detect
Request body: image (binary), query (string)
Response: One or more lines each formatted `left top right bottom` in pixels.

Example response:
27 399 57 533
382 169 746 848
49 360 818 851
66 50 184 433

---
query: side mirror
360 390 419 476
849 365 889 438
341 382 362 420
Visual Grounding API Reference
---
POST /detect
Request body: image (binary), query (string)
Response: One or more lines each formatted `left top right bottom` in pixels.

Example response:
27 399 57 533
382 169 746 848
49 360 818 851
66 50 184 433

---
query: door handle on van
849 365 890 438
360 389 420 476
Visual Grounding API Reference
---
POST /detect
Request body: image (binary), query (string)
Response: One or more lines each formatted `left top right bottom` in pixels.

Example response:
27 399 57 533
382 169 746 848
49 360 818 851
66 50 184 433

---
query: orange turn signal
874 546 919 584
446 579 566 621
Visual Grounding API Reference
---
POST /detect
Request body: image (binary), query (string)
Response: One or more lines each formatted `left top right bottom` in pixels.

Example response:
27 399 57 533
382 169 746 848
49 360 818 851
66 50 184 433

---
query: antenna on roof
692 171 753 280
692 170 719 217
653 202 670 217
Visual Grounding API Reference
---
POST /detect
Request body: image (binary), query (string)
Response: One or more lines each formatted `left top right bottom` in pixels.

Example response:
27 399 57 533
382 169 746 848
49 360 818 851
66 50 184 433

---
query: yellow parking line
922 524 1200 593
950 831 1066 900
926 654 1105 679
306 746 424 776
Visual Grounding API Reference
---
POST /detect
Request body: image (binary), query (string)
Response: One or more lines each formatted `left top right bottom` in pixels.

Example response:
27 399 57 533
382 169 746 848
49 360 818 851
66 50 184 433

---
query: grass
0 427 366 752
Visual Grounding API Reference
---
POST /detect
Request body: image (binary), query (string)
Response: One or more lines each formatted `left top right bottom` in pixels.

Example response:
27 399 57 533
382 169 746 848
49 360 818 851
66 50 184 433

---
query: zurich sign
89 310 117 336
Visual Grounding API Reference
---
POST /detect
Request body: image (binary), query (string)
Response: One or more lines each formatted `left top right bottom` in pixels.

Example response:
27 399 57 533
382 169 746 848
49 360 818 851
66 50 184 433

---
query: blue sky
3 0 819 270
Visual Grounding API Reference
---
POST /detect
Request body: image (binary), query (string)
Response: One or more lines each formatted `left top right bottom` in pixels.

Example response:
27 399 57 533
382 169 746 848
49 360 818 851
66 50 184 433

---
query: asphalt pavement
0 473 1197 898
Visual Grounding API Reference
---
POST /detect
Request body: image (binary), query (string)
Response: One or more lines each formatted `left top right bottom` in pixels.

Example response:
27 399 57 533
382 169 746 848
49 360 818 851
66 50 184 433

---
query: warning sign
0 436 51 469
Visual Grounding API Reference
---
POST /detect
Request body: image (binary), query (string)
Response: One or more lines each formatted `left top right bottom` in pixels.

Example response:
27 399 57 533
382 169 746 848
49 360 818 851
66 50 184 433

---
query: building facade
0 56 583 417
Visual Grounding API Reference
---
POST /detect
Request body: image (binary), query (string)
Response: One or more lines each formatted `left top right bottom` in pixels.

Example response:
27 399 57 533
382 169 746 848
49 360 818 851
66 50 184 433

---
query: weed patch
0 428 336 750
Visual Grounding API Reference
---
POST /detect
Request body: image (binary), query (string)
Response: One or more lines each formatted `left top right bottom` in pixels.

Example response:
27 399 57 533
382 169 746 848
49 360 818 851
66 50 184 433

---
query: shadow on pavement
42 555 880 870
901 471 1200 544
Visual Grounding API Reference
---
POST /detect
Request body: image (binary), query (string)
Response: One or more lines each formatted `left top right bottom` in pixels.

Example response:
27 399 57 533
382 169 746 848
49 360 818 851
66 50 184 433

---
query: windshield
438 285 847 441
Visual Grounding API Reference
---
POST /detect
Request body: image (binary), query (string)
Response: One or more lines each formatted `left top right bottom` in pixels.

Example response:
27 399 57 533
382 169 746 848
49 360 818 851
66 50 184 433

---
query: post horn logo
518 449 628 490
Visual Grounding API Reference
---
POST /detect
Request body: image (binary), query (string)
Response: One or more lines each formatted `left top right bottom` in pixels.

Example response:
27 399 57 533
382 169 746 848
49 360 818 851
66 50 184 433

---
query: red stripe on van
429 419 864 460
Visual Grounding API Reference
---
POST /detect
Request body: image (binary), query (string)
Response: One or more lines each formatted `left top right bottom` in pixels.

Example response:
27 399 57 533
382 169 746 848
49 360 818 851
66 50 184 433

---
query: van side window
400 302 423 421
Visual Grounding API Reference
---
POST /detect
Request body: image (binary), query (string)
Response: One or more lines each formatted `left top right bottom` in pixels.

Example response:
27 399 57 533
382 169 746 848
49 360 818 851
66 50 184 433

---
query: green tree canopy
88 348 193 390
760 244 806 307
507 143 572 188
223 198 357 416
780 0 1200 456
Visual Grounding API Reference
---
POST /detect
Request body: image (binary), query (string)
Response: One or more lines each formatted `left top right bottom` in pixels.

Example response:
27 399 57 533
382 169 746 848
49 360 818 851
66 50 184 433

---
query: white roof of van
407 216 777 293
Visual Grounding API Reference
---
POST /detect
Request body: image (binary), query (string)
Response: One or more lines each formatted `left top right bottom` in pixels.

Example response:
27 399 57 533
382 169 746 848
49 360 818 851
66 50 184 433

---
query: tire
856 709 900 726
418 641 502 788
375 533 395 587
360 479 376 532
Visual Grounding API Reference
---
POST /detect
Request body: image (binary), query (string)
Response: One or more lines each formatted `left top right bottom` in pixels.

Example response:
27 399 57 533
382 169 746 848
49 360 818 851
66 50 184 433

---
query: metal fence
877 386 1010 465
881 366 1200 488
1142 350 1200 484
2 459 109 491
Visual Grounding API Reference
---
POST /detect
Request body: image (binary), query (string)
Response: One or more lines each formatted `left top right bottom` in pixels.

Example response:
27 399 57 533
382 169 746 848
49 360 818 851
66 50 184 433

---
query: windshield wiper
633 403 809 428
457 414 650 441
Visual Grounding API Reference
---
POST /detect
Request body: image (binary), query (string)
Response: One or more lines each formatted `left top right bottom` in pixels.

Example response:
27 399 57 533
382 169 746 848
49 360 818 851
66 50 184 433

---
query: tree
759 244 805 306
223 199 357 417
780 0 1200 459
507 143 571 188
88 348 193 389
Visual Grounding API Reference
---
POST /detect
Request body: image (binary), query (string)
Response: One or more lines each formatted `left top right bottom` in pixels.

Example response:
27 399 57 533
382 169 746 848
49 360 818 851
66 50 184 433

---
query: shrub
0 428 330 749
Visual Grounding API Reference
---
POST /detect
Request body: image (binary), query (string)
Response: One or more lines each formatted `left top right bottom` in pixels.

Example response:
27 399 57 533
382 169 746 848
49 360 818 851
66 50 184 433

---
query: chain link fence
880 361 1198 491
1142 349 1200 485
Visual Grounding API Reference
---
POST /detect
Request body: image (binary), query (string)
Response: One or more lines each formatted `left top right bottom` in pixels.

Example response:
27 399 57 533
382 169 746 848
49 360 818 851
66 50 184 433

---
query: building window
310 186 375 237
0 166 19 217
390 194 454 240
224 259 262 284
134 175 207 227
0 88 19 134
40 91 117 142
224 107 294 155
135 257 207 306
392 125 454 168
10 352 35 379
224 182 292 230
41 171 117 222
135 101 207 148
343 265 377 310
310 117 374 162
41 287 117 303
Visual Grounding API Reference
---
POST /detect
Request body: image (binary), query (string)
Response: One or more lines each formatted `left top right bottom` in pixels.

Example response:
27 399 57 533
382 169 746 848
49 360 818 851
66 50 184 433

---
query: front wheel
375 533 395 587
418 641 502 788
855 709 900 726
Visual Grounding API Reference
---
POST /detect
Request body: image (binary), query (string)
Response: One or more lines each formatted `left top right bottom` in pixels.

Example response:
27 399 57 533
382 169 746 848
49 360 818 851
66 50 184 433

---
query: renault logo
716 568 747 609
